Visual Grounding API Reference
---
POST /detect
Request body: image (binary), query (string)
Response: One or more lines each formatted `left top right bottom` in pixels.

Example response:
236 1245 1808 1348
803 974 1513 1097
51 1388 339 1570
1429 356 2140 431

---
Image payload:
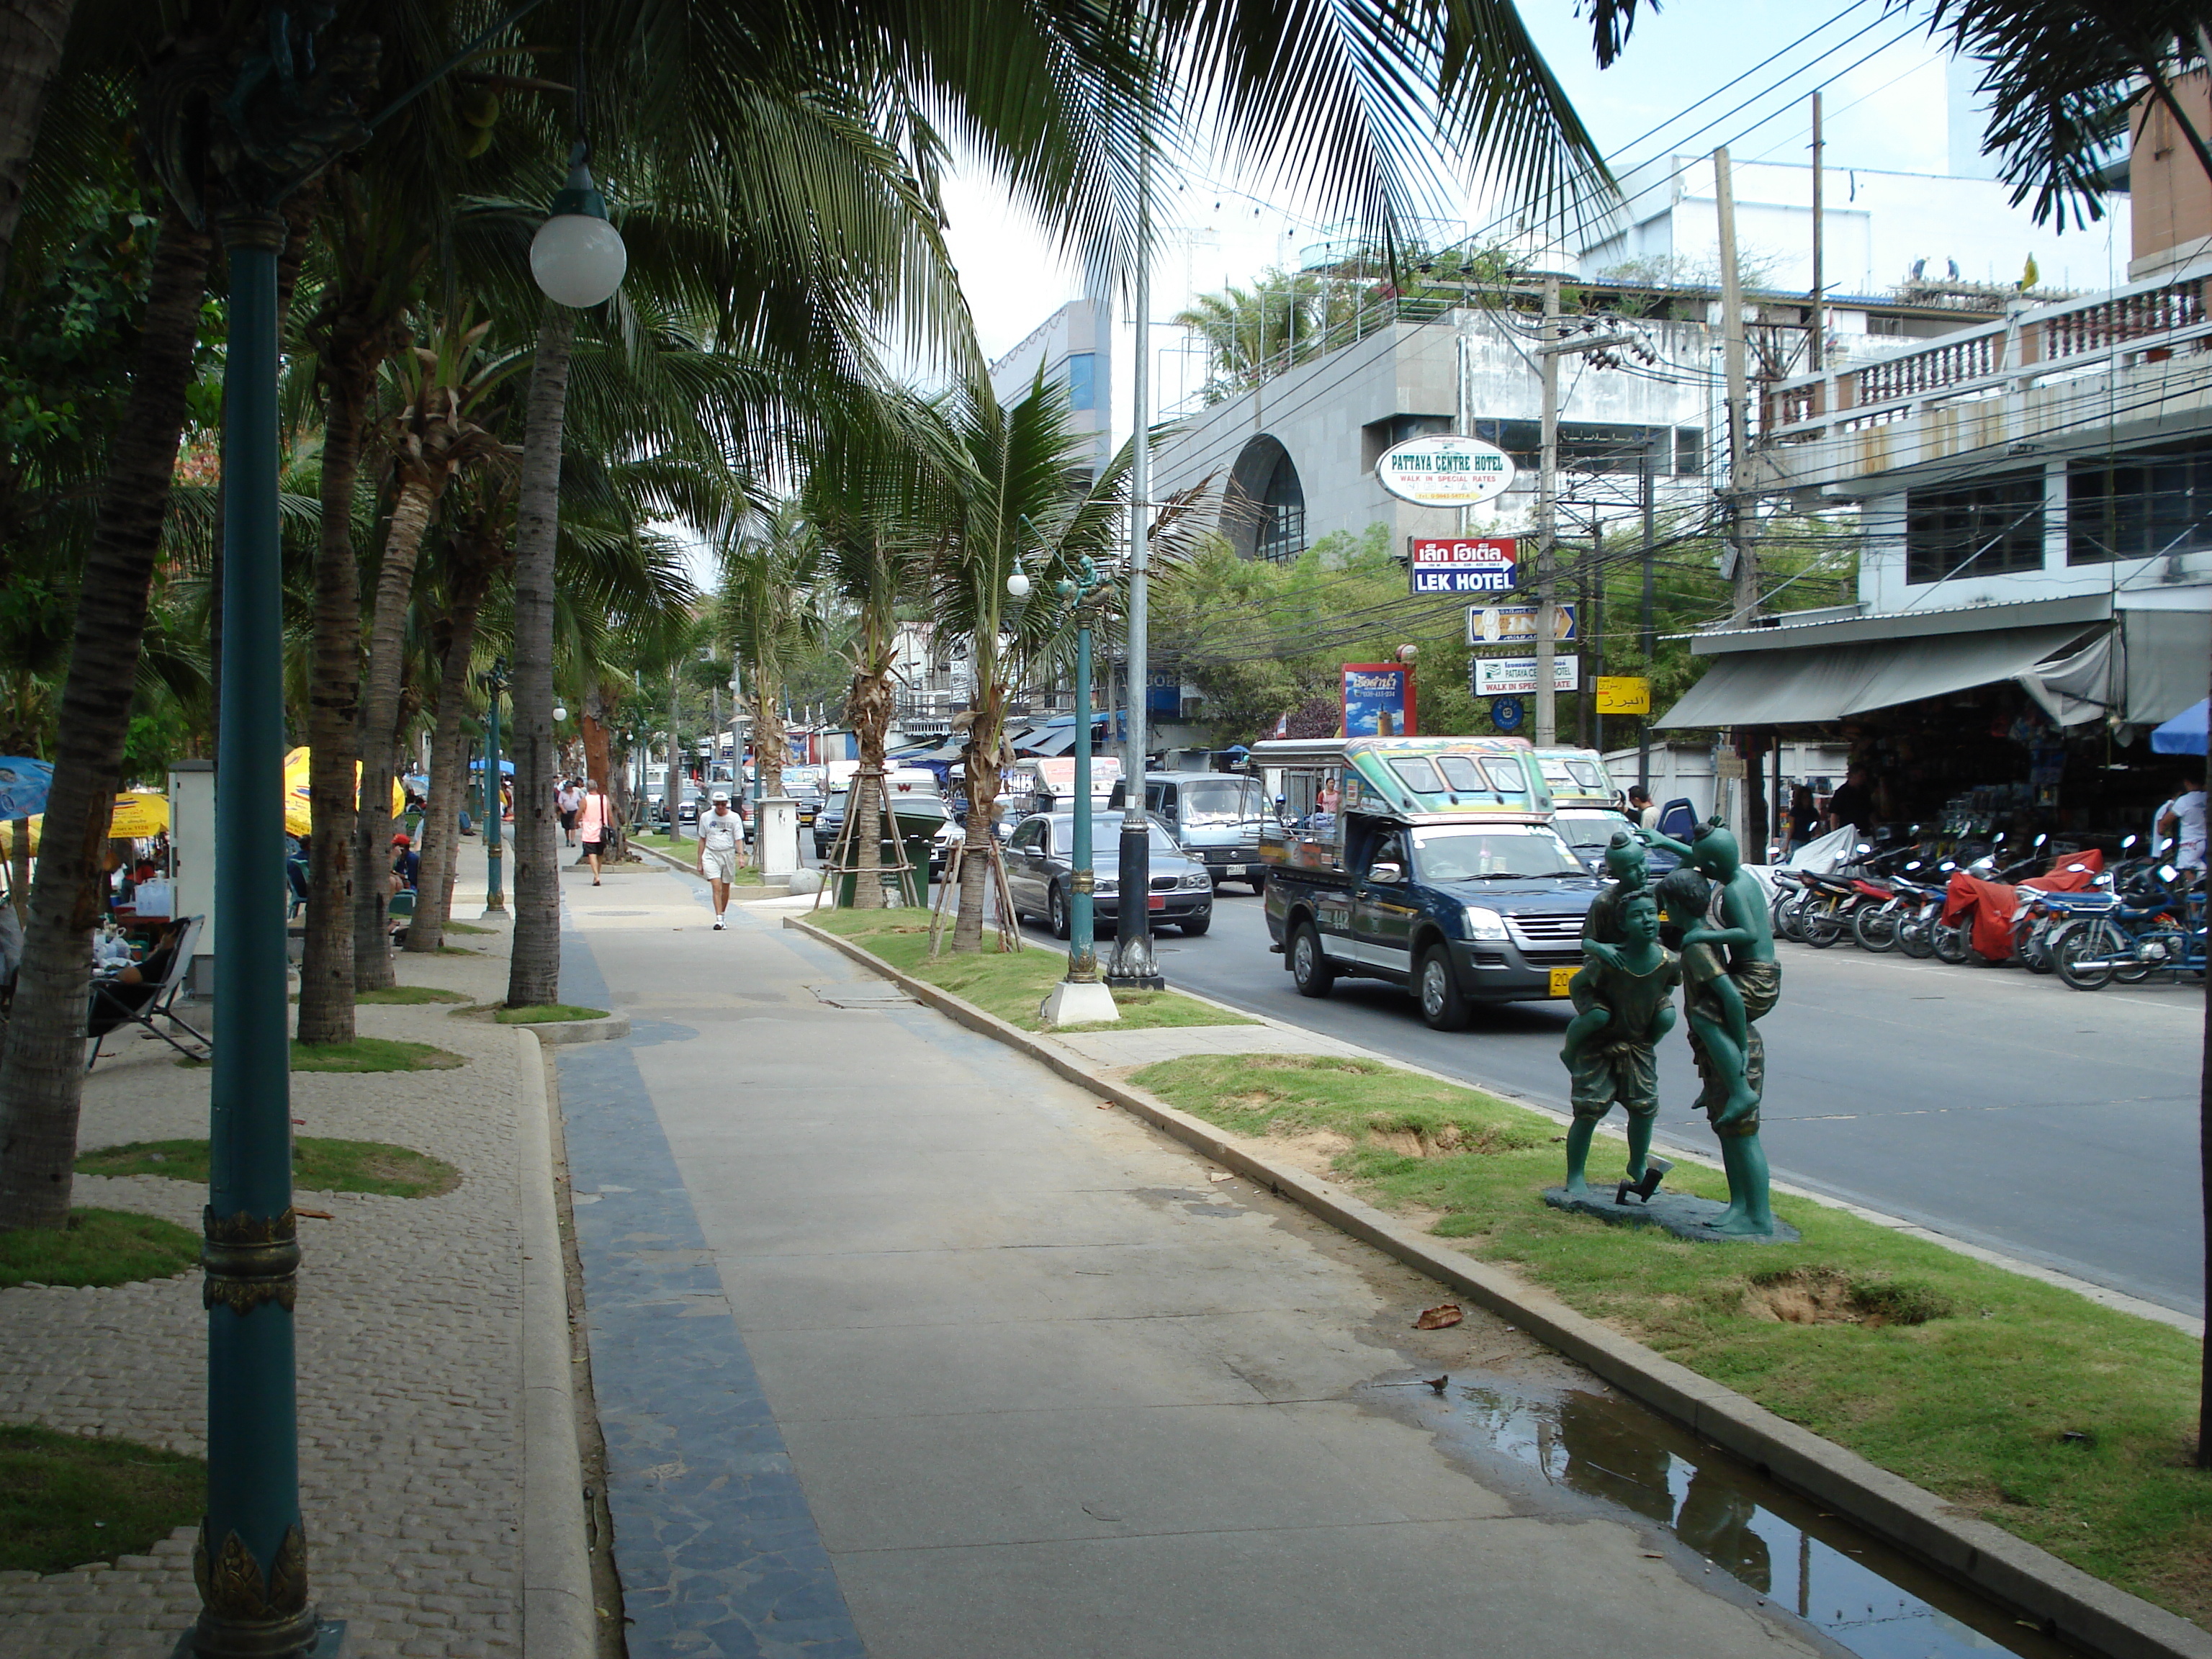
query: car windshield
1177 779 1262 825
1555 811 1631 853
1053 816 1182 856
1411 826 1584 880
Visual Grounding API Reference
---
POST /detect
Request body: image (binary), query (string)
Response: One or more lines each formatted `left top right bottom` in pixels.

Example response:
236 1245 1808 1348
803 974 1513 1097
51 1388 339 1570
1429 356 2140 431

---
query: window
1362 413 1452 471
1472 419 1675 477
1904 473 2044 585
1255 448 1306 562
1064 353 1096 411
1479 755 1528 794
2068 439 2212 565
1009 819 1043 852
1179 780 1261 824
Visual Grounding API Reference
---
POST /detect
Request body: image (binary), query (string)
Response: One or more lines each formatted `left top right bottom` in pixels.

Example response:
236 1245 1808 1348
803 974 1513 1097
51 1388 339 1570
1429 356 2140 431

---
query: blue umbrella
2151 699 2206 755
0 757 51 819
469 757 517 774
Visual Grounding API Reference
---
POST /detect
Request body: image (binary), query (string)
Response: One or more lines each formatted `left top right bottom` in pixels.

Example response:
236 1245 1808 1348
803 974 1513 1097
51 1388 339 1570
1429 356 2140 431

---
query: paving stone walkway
0 852 534 1659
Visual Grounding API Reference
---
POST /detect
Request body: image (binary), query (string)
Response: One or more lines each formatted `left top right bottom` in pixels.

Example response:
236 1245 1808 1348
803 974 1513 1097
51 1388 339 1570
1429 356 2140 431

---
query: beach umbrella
0 792 171 853
282 748 406 838
2151 698 2206 755
0 757 51 819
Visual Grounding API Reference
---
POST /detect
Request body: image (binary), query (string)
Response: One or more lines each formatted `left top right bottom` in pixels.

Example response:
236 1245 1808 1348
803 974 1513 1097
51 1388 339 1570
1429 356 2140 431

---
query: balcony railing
1758 260 2212 451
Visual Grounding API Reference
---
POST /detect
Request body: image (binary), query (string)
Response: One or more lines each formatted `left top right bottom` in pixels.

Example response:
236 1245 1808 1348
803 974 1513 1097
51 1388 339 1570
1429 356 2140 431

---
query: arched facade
1222 433 1307 562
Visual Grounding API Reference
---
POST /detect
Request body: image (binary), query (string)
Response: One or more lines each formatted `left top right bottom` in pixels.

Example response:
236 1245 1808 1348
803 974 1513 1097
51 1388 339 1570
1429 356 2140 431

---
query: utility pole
1715 145 1756 626
1587 526 1602 755
1534 273 1562 745
1639 432 1658 793
1109 140 1162 989
1809 91 1826 372
665 662 680 839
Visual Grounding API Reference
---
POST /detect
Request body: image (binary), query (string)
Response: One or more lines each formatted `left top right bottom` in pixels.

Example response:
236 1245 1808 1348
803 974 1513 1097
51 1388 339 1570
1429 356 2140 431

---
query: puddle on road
1359 1372 2082 1659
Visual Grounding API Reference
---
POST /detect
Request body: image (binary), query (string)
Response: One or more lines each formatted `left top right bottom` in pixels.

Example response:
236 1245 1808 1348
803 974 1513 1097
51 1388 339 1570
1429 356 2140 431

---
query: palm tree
351 306 522 991
927 374 1133 953
0 0 81 295
718 498 824 860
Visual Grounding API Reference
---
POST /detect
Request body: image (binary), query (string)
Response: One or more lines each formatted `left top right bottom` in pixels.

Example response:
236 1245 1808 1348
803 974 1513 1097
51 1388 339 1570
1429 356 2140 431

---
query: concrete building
985 296 1116 478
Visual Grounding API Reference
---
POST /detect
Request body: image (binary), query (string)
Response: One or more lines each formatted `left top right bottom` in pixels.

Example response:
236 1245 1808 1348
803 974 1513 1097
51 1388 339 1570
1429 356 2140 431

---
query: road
1010 887 2206 1318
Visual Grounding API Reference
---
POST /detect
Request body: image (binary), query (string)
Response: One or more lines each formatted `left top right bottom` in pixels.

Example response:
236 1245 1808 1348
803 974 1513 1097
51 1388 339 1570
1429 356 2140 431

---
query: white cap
710 788 730 803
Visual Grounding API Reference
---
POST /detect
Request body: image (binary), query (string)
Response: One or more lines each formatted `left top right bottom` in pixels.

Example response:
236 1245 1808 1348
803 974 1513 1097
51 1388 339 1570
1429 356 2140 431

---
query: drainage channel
1358 1370 2085 1659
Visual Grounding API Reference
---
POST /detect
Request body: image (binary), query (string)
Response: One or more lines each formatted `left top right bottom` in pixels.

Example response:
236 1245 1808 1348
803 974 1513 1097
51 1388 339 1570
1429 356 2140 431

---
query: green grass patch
442 920 493 935
75 1137 459 1199
495 1003 609 1024
1132 1052 2212 1625
288 1037 464 1072
633 833 765 878
355 985 470 1005
811 907 1252 1033
0 1424 204 1575
0 1208 199 1290
433 945 478 956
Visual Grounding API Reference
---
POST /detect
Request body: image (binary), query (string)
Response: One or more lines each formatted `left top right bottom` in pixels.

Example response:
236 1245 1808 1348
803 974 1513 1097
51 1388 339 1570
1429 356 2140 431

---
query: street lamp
161 8 626 1655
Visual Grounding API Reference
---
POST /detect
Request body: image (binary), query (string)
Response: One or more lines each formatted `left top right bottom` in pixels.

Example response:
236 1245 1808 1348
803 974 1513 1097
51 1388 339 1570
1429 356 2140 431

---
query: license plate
1148 895 1166 910
1548 966 1577 997
1225 864 1246 876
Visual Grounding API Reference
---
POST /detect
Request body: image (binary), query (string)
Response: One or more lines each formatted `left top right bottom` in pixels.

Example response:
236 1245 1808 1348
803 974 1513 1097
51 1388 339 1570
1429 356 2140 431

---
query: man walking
699 788 744 930
557 778 583 848
2159 773 2206 876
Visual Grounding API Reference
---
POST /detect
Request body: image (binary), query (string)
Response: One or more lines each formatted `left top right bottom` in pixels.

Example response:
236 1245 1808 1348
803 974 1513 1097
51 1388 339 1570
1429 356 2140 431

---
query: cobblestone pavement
0 894 533 1659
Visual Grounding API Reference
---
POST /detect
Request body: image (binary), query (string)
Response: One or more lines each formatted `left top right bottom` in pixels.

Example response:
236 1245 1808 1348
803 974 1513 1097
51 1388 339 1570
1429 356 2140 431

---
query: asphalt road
1015 887 2207 1318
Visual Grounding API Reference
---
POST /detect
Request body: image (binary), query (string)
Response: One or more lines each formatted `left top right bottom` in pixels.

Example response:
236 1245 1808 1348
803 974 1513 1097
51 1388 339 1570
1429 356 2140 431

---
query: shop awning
1655 624 2100 729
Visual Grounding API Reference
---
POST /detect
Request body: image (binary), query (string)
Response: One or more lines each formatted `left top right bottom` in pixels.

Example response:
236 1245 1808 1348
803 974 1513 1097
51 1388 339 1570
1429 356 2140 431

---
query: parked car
1002 811 1214 938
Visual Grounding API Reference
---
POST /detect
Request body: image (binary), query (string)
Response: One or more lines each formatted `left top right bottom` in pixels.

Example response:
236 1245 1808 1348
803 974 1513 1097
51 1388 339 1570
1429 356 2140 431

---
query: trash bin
832 806 942 907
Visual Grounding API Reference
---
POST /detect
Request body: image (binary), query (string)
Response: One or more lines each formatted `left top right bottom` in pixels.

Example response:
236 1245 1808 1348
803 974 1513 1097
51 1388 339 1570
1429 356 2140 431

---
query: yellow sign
1594 675 1651 716
1548 966 1578 998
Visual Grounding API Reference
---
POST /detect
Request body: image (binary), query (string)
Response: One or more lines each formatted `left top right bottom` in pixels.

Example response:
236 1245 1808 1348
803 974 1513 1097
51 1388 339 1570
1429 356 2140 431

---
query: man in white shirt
557 779 584 847
2158 774 2206 876
698 789 745 929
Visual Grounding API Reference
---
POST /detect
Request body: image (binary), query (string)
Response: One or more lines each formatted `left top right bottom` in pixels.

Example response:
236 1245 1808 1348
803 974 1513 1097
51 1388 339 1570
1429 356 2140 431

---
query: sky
938 0 1979 364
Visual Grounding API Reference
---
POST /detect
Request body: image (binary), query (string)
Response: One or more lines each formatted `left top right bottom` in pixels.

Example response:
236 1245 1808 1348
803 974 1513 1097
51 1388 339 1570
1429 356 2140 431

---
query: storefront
1656 592 2211 848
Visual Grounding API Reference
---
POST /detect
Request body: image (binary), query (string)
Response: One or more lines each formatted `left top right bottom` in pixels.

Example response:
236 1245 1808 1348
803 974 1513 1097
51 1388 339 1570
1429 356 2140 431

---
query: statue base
1542 1187 1799 1244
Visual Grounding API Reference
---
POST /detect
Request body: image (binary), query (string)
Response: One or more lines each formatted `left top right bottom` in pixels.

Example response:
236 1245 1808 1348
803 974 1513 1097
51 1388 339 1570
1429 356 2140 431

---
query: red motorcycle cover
1942 850 2106 960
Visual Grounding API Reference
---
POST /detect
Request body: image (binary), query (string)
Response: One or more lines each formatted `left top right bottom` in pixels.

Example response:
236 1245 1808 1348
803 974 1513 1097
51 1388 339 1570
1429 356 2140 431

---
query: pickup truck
1254 736 1601 1030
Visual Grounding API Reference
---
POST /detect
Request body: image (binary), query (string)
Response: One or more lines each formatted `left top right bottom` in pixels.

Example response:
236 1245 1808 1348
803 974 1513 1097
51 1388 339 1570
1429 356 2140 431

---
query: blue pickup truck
1254 737 1601 1030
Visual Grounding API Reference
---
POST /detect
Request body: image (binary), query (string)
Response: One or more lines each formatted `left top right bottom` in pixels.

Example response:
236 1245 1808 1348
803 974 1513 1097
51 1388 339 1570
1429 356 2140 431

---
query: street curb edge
783 914 2212 1659
513 1029 596 1658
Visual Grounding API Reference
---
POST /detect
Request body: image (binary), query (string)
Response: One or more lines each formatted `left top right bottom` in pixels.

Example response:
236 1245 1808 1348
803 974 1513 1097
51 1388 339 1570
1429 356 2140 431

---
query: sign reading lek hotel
1407 536 1519 595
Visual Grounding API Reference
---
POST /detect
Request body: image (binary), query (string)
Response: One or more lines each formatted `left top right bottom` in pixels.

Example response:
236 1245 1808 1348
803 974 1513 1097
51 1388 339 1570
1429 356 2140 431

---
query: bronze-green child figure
1638 817 1781 1236
1560 890 1680 1198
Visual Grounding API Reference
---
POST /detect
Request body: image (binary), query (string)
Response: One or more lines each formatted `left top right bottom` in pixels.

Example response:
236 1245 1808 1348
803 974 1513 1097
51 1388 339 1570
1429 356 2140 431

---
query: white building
985 296 1118 479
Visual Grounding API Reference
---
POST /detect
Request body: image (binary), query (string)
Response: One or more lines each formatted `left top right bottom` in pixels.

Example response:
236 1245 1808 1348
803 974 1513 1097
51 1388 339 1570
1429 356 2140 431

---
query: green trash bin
832 802 942 907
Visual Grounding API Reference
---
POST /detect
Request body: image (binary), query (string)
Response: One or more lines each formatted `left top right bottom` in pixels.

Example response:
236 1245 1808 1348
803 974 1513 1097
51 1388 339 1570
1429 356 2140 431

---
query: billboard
1375 436 1516 508
1473 655 1581 696
1408 536 1517 595
1341 664 1417 737
1465 601 1577 644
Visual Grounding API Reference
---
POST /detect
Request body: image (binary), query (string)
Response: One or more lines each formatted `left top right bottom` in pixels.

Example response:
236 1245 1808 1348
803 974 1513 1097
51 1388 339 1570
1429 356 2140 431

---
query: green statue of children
1579 830 1650 948
1560 891 1680 1198
1637 817 1781 1236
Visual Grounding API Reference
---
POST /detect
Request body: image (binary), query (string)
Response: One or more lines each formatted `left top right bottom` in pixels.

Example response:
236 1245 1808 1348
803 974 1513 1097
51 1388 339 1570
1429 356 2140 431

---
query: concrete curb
784 915 2212 1659
513 1029 596 1659
514 1012 631 1046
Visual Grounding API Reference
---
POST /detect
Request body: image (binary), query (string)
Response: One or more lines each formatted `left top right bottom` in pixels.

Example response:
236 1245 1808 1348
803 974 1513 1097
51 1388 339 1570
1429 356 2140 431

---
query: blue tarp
470 758 517 774
0 756 51 819
2151 698 2206 755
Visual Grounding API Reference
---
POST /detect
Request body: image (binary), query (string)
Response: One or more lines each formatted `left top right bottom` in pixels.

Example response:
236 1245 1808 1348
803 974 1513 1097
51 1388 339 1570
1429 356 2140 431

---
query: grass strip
0 1208 199 1290
809 907 1252 1033
355 985 469 1004
288 1037 464 1072
76 1137 460 1199
1131 1052 2212 1626
494 1003 609 1024
442 920 493 935
0 1424 204 1575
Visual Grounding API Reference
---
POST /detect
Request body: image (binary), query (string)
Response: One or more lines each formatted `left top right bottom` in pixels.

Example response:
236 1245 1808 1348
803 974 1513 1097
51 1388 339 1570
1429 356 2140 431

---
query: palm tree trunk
7 817 26 924
951 677 1005 952
0 0 75 298
405 586 483 956
0 207 209 1231
297 347 374 1044
505 305 574 1009
350 474 436 989
849 664 889 906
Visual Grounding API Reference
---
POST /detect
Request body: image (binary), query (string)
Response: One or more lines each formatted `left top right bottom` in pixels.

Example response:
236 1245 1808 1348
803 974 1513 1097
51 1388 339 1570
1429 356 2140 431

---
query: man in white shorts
698 789 744 929
2159 773 2206 878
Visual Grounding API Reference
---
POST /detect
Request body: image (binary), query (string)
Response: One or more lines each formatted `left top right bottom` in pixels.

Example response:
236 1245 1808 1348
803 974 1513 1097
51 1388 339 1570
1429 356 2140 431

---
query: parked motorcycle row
1765 830 2206 992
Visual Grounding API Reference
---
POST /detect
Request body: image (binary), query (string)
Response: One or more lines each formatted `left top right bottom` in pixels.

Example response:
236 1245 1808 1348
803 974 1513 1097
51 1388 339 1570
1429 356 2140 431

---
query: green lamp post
148 8 625 1654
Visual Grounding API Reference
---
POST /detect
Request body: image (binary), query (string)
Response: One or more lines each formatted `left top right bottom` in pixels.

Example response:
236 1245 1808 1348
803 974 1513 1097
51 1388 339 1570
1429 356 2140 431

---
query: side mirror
2033 832 2049 848
2122 834 2139 850
2160 864 2179 883
1369 862 1403 884
1856 842 1872 855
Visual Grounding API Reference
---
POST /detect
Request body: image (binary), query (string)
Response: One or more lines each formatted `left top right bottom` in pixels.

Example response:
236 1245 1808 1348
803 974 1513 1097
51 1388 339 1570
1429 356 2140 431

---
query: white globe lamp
531 145 628 309
1005 570 1032 600
552 704 568 723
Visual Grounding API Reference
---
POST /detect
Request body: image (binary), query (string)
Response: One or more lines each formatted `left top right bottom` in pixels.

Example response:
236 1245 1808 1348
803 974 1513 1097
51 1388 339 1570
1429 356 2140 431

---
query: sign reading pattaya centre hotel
1375 434 1514 508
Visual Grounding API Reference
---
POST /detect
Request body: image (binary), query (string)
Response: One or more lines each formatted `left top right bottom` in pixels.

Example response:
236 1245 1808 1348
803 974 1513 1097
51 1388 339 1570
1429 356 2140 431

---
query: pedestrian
1824 765 1874 837
2157 773 2206 875
698 788 743 930
1625 785 1659 832
390 832 419 894
1786 784 1817 854
557 777 583 848
577 779 613 886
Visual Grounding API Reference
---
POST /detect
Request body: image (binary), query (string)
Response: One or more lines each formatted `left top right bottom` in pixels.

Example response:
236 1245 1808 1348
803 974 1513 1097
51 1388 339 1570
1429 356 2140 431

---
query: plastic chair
86 915 208 1069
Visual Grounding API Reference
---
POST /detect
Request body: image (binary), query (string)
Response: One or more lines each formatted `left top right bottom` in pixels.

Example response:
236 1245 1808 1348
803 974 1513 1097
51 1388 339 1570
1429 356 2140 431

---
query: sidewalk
0 844 533 1658
557 863 1829 1658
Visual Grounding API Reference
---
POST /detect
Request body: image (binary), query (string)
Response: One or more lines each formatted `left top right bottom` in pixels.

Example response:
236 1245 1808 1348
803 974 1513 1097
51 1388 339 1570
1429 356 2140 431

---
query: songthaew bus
1254 737 1601 1030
